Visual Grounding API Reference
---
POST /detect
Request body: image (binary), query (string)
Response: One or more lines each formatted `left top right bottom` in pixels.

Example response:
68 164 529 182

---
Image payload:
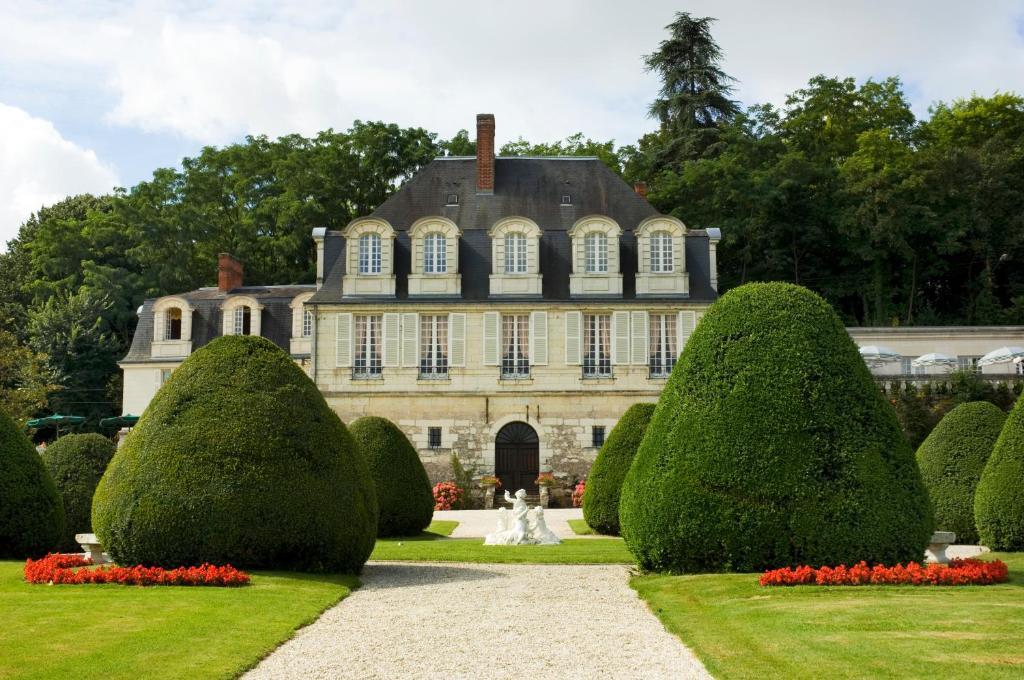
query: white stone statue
484 489 562 545
530 506 562 545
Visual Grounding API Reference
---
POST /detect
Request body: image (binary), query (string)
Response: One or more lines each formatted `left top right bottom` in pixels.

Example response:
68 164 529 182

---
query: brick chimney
476 113 495 193
633 181 648 199
218 253 243 292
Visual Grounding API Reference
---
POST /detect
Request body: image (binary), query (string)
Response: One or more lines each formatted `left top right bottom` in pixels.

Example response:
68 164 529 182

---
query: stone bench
75 533 111 565
925 531 956 564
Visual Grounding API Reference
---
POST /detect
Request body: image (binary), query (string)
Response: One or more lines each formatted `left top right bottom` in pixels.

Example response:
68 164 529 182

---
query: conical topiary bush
0 409 64 558
916 401 1005 544
620 282 933 573
582 403 655 536
93 335 378 572
974 394 1024 550
349 416 434 537
41 432 116 552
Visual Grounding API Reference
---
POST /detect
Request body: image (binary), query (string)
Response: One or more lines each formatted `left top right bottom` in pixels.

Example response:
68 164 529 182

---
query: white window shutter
449 313 466 367
564 311 582 365
529 311 548 365
677 310 697 352
401 313 419 367
482 312 500 366
631 311 649 364
382 313 400 367
612 311 631 365
335 313 352 367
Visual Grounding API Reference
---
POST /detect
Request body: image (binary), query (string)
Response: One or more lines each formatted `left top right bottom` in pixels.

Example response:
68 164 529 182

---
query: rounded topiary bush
619 282 933 573
974 394 1024 550
0 409 64 558
41 433 116 552
349 416 434 537
582 403 655 536
916 401 1005 544
92 335 378 572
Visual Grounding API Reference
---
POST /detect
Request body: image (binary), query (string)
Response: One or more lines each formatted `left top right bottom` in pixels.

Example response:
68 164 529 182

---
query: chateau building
120 114 1024 491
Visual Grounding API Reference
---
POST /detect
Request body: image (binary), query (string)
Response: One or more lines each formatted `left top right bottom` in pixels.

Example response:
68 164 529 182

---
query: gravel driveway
245 562 710 679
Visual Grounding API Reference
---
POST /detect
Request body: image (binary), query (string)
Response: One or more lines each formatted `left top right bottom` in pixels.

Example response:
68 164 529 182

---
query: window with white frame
650 231 674 273
302 310 313 337
353 315 383 377
233 306 252 335
585 232 608 273
419 314 449 378
423 233 447 274
359 234 382 274
583 314 612 378
164 307 183 340
504 233 528 274
649 313 677 377
501 314 530 378
958 356 981 373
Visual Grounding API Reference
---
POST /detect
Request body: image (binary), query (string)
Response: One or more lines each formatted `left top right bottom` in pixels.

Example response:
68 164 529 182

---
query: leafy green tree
500 133 627 176
0 330 58 426
442 129 476 156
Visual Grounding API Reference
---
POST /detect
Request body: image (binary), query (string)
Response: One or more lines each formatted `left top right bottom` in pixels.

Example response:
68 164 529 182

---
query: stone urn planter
538 486 550 508
483 485 496 509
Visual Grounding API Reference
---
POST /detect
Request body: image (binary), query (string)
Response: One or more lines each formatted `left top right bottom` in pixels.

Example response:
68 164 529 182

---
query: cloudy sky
2 0 1023 249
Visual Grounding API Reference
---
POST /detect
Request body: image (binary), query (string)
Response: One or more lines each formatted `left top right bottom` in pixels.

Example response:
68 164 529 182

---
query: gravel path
245 562 710 680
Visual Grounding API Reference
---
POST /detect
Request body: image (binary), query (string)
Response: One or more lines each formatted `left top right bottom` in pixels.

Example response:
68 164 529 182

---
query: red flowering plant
760 558 1008 587
433 481 463 510
24 553 250 587
572 480 586 508
535 472 556 488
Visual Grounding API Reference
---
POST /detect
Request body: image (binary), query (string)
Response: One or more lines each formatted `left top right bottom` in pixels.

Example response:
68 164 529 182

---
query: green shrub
0 409 64 557
92 336 378 572
41 433 115 551
349 416 433 537
619 282 933 573
916 402 1005 544
975 394 1024 550
582 403 655 535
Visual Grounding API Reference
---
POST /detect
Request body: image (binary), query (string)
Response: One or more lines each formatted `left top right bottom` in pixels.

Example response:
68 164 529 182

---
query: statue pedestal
483 486 495 509
539 486 550 508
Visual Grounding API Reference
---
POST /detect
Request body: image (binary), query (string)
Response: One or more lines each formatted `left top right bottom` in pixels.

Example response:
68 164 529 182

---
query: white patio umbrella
911 352 957 369
858 345 901 364
977 346 1024 367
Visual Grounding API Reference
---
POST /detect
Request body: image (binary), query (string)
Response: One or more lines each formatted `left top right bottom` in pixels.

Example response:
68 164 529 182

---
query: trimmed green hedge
582 403 655 536
93 335 378 572
916 402 1005 544
41 433 116 552
620 282 933 573
975 393 1024 550
0 409 64 558
349 416 433 537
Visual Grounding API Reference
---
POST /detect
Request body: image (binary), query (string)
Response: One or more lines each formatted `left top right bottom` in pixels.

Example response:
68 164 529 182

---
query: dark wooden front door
495 421 539 494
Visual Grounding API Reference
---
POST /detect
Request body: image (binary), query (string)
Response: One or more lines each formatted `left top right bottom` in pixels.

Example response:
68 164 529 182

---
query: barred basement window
501 314 530 378
592 425 606 448
428 427 442 449
353 315 383 378
419 315 449 378
583 313 612 378
649 313 677 377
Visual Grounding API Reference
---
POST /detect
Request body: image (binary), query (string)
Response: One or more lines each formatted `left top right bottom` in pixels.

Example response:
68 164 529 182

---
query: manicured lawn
425 519 458 537
632 552 1024 679
567 519 595 535
370 537 632 563
0 560 357 680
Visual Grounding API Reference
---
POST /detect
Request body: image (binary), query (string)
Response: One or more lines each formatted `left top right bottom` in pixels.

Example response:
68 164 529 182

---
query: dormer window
424 233 447 274
505 233 528 273
165 308 182 340
568 216 623 297
303 310 313 337
151 296 194 358
650 231 674 273
342 218 396 297
221 296 264 337
233 307 252 335
488 217 542 297
359 234 382 274
445 193 459 205
635 216 688 297
408 217 461 297
561 194 572 205
585 233 608 273
289 291 316 357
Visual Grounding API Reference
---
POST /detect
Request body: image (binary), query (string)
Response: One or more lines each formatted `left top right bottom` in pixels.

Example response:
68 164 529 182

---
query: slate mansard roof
309 157 718 304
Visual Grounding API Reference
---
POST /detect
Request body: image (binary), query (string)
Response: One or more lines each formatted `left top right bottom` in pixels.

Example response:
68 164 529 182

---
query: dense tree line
1 12 1022 429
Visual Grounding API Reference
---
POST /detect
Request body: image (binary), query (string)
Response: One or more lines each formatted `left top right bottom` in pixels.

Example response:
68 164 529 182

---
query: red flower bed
24 553 250 587
571 480 586 508
760 558 1008 587
433 481 463 511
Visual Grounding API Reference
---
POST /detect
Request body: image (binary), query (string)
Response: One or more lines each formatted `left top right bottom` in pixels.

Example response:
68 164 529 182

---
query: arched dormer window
221 296 264 337
635 216 688 297
289 291 316 356
408 216 461 297
568 216 622 297
342 218 396 297
488 217 542 297
152 296 194 358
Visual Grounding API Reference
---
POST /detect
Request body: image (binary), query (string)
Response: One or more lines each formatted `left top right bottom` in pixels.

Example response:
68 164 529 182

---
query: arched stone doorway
495 421 539 494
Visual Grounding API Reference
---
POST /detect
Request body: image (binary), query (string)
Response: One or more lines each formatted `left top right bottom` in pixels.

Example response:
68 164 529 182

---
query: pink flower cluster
24 553 251 587
433 481 463 511
760 558 1008 587
571 480 586 508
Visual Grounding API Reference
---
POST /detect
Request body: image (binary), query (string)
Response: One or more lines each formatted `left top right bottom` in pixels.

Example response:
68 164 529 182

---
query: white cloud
0 103 119 250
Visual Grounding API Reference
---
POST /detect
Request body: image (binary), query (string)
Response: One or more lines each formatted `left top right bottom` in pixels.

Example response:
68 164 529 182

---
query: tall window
419 315 449 378
353 315 382 378
650 232 674 273
302 310 313 337
649 313 677 377
424 233 447 274
585 233 608 273
359 234 382 274
583 314 612 378
233 306 252 335
958 356 981 373
501 314 530 378
165 307 182 340
504 233 527 274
